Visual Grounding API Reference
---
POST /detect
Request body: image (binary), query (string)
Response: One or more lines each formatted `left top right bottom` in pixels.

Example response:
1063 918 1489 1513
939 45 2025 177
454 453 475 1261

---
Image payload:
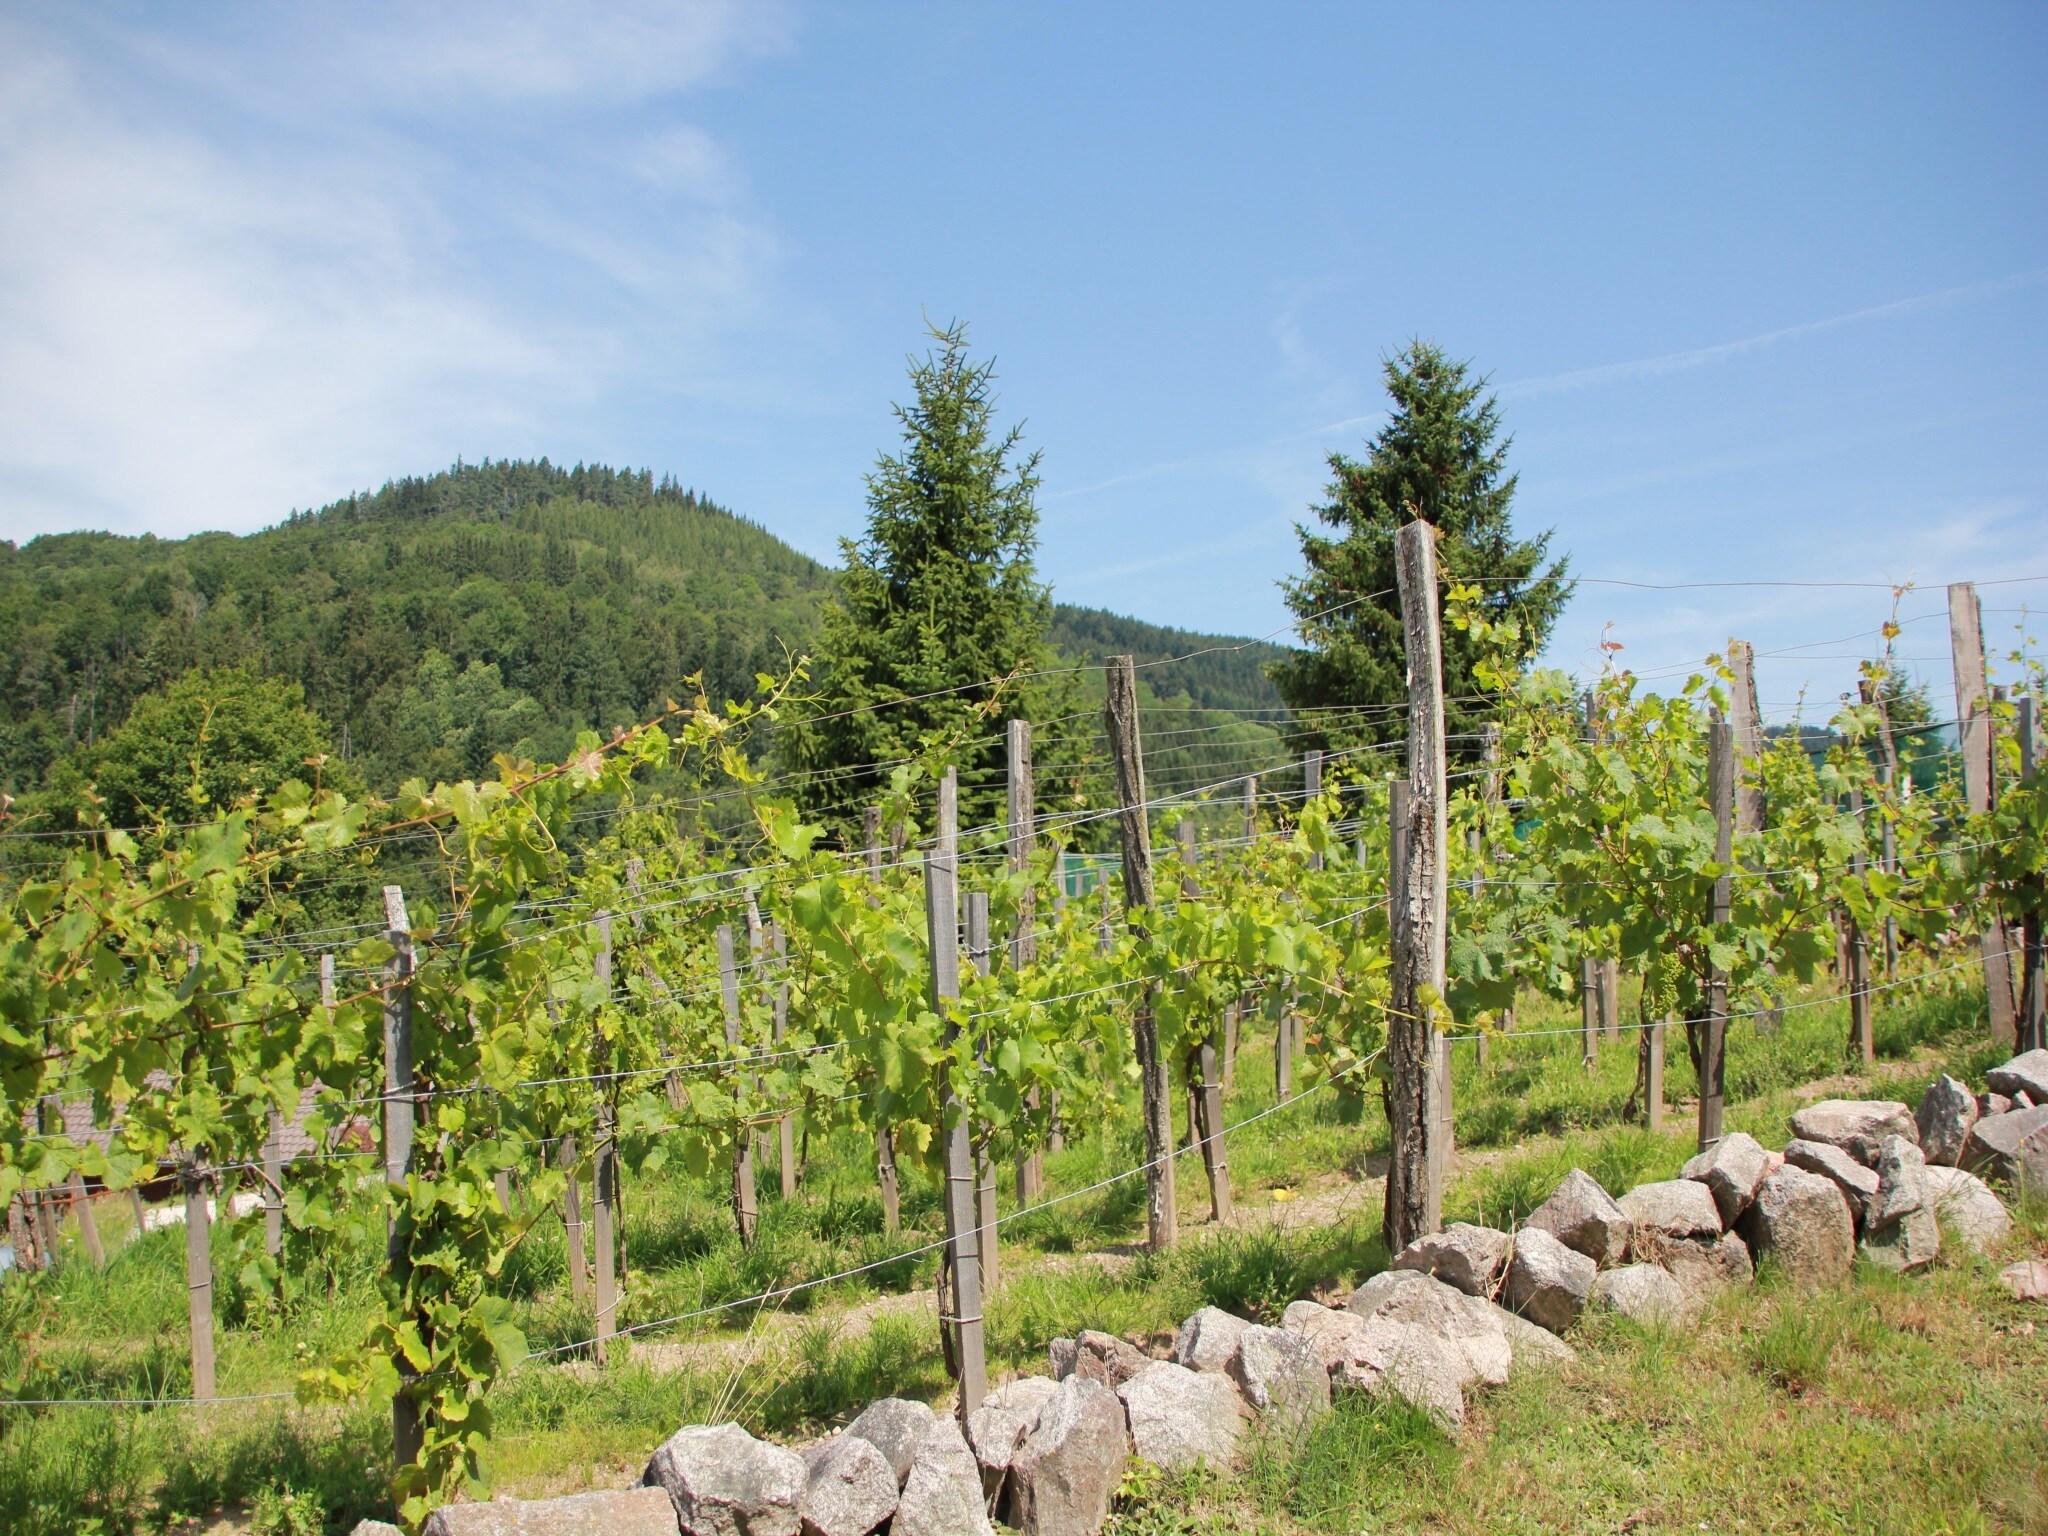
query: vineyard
2 549 2044 1534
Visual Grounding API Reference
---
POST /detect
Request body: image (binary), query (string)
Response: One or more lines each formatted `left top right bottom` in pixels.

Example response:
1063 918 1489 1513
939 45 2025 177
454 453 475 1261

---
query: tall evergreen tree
1271 341 1571 754
788 322 1075 834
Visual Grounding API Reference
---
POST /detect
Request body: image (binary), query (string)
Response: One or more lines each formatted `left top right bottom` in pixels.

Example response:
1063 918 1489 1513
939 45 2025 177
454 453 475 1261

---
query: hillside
0 459 1292 804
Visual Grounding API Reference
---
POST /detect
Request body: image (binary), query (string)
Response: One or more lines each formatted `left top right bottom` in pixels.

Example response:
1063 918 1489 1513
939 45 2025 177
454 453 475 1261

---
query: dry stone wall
353 1050 2040 1536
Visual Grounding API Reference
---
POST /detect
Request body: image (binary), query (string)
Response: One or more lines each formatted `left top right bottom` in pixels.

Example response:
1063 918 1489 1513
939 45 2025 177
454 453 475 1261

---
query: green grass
1 967 2036 1531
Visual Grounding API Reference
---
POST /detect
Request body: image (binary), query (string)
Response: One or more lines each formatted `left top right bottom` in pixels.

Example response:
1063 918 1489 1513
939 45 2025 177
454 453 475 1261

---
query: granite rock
1916 1075 1979 1167
1738 1166 1854 1287
1390 1222 1513 1297
1787 1100 1918 1168
1680 1132 1772 1226
1115 1360 1244 1471
1503 1226 1596 1334
1524 1168 1631 1264
644 1423 804 1536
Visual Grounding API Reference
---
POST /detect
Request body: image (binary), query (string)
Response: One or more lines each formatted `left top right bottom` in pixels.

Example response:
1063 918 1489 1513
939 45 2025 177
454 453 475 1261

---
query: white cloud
0 3 789 541
363 0 789 103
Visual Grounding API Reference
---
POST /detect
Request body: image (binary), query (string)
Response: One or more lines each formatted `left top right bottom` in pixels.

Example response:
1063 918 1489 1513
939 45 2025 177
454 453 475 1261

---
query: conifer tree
789 321 1075 832
1271 341 1570 753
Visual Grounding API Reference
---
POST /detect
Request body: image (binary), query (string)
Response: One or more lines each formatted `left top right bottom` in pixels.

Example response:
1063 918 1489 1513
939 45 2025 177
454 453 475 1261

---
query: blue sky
2 2 2043 720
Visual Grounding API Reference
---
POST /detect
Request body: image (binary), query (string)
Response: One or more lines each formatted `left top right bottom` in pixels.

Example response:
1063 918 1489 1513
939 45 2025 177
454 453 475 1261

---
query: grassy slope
2 973 2042 1534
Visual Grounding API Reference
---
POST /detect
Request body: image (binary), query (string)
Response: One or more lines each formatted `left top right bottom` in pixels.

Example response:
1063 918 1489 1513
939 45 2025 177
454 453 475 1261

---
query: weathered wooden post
181 1151 216 1402
1647 1015 1668 1134
864 808 903 1232
1178 821 1231 1223
966 892 998 1295
1384 519 1448 1252
561 1134 587 1301
593 912 619 1363
1845 785 1874 1065
1580 956 1600 1074
1007 719 1044 1204
715 924 759 1247
1699 717 1733 1150
382 885 420 1464
68 1169 104 1268
1104 654 1177 1252
771 923 797 1201
1304 749 1324 871
928 767 987 1415
2020 695 2044 1053
1950 582 2020 1044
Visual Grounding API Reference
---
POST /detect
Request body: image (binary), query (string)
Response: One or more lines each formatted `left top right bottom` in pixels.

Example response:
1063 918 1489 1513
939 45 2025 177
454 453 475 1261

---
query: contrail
1502 268 2048 398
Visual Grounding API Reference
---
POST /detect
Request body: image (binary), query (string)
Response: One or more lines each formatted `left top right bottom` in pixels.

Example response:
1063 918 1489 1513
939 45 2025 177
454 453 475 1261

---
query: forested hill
1049 605 1287 716
0 458 1288 800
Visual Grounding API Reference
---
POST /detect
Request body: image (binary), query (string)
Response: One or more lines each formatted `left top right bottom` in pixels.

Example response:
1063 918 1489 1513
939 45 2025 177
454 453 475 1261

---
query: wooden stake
382 886 421 1466
1865 679 1901 978
1007 719 1044 1203
1600 958 1620 1043
928 767 986 1415
1580 956 1599 1074
1847 788 1875 1065
2021 695 2045 1054
1178 822 1230 1223
1727 639 1766 834
561 1135 587 1301
69 1171 103 1268
181 1154 216 1402
1385 519 1449 1252
1647 1014 1668 1133
967 892 998 1295
1104 655 1176 1252
715 924 759 1247
770 922 797 1201
864 810 903 1232
1950 581 2020 1044
1699 714 1733 1150
593 912 618 1363
1304 749 1324 871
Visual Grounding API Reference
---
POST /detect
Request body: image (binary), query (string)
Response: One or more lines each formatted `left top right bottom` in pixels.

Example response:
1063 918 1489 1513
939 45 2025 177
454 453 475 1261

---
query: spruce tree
1271 341 1571 754
789 321 1073 834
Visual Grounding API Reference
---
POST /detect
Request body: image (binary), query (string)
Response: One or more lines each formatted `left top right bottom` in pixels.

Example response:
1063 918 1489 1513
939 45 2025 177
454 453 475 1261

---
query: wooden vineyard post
928 767 987 1414
181 1150 216 1402
1950 581 2020 1045
1304 749 1324 870
1699 717 1733 1150
1385 519 1449 1252
715 924 760 1248
1847 792 1874 1065
593 912 619 1363
771 923 797 1201
967 892 998 1295
1230 774 1255 1093
1579 957 1599 1073
744 897 768 1171
2021 696 2045 1053
1008 719 1045 1203
1104 654 1177 1252
1728 640 1766 835
864 809 903 1232
1598 958 1618 1043
1179 822 1231 1223
380 886 421 1463
68 1170 103 1268
262 1107 285 1261
561 1136 587 1301
1647 1015 1668 1133
1864 678 1902 978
